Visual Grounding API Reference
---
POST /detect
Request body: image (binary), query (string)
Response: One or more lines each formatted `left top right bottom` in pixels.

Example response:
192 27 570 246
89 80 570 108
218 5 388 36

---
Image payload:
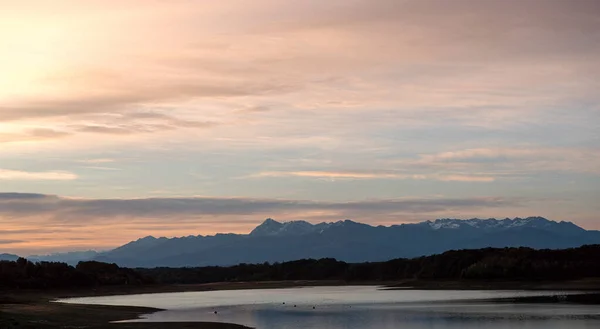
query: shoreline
19 277 600 300
3 280 600 329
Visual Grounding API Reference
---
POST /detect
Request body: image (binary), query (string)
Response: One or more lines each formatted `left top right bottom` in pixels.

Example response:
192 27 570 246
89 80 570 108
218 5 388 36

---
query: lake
59 286 600 329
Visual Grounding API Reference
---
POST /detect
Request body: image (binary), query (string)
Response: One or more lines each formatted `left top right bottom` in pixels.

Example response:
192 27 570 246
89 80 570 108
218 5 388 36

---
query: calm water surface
59 286 600 329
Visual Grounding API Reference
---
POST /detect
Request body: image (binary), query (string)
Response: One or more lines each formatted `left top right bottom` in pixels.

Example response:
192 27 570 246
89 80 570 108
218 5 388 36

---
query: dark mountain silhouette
90 217 600 268
28 250 100 265
0 253 19 261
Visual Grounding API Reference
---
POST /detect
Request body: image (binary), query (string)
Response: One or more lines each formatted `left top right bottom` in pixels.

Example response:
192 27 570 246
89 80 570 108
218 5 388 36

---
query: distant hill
28 250 100 266
140 244 600 284
0 253 19 261
91 217 600 268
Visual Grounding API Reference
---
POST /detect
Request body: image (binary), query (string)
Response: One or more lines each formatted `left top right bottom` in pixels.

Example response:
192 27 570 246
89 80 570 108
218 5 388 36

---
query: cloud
0 193 49 200
436 175 495 182
0 128 70 144
236 106 271 114
1 0 598 126
77 158 116 164
75 125 149 135
248 146 600 183
0 170 77 181
0 111 220 152
0 193 522 220
0 239 25 245
414 147 600 175
0 80 296 123
256 171 410 179
255 171 494 182
419 148 539 163
0 0 597 164
72 121 217 136
80 166 121 171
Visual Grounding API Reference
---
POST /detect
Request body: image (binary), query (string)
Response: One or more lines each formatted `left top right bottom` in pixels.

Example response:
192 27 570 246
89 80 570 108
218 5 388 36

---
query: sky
1 0 599 255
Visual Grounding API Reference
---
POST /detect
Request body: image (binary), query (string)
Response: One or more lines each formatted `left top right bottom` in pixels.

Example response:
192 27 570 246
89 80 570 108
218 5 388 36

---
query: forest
0 258 152 289
139 245 600 283
2 245 599 289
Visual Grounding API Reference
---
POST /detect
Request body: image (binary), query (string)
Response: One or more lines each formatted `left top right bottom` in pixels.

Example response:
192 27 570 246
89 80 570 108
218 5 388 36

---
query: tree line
141 245 600 283
2 245 599 289
0 258 152 289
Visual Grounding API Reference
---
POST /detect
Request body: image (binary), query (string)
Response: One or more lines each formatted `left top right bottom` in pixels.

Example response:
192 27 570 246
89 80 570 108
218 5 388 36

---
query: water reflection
138 302 600 329
59 286 600 329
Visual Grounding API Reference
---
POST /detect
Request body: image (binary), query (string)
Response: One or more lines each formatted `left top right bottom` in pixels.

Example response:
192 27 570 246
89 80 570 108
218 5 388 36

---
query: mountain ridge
92 216 600 267
9 217 599 268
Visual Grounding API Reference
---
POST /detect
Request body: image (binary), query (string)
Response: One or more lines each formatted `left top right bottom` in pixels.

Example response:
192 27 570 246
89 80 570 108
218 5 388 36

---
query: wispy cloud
78 158 116 164
436 175 495 182
256 171 412 179
0 193 520 220
0 128 70 144
0 170 77 181
248 146 600 183
1 0 598 127
68 112 220 135
414 147 600 175
254 171 494 182
80 166 122 171
0 239 24 245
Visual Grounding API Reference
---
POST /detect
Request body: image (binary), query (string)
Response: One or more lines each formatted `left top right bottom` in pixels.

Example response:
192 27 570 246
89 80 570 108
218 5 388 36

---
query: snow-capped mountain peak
427 219 461 229
250 217 581 237
425 217 578 232
249 218 365 237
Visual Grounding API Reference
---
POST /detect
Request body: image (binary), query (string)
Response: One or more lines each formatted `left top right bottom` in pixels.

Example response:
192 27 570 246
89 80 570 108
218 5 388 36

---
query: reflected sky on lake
60 286 600 329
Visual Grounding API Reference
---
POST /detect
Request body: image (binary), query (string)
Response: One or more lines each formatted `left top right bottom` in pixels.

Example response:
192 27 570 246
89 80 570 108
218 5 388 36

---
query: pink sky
1 0 599 254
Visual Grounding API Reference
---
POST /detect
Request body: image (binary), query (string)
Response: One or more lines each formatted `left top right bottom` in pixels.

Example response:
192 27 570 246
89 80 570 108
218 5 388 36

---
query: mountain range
15 217 599 268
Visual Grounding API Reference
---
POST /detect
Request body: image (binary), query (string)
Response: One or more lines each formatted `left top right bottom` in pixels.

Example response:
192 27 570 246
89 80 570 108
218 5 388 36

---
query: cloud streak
0 170 77 181
413 147 600 175
255 171 495 182
0 128 70 144
0 239 25 245
1 0 598 125
0 193 520 220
